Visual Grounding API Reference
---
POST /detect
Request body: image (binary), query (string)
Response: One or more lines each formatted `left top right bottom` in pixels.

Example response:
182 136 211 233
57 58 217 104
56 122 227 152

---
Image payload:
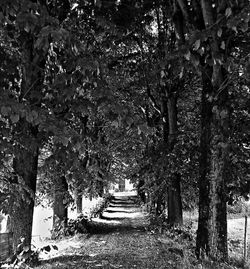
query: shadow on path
88 193 147 235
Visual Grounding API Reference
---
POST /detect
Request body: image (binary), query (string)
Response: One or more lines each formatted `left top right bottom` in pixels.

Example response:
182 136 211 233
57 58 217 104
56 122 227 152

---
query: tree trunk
156 193 166 216
53 176 68 233
75 189 82 214
196 66 213 259
196 65 229 260
11 143 39 251
167 95 178 149
167 173 183 225
74 154 88 214
137 179 146 203
167 94 183 225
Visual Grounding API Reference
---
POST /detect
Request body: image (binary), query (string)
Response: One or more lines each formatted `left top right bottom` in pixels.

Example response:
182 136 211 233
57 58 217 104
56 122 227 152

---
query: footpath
36 192 188 269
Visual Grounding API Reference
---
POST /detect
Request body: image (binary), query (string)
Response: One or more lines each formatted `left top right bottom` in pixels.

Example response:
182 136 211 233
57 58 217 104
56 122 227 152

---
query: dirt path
36 193 188 269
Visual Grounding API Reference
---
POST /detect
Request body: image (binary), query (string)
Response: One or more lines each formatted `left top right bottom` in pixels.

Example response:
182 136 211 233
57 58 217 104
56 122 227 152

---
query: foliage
3 237 58 268
51 214 90 240
0 0 249 262
51 193 112 239
90 193 113 218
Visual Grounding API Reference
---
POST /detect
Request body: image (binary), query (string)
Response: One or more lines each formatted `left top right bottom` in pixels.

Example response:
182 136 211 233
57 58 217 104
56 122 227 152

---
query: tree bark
196 66 213 258
137 179 146 203
53 176 68 233
167 94 183 225
196 64 229 261
8 2 47 250
196 0 229 261
11 140 39 251
156 193 166 216
168 173 183 225
74 154 88 214
75 190 82 214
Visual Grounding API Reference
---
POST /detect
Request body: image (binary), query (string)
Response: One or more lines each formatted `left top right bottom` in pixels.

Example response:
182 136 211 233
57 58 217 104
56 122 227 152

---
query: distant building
110 178 134 192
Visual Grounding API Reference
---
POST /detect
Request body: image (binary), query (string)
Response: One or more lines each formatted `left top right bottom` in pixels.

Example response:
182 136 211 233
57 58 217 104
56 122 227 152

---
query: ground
29 192 250 269
34 192 196 269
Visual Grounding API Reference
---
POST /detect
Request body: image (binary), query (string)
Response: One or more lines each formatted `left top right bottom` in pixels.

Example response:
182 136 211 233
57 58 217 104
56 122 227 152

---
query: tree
0 0 71 249
168 0 250 260
0 0 249 262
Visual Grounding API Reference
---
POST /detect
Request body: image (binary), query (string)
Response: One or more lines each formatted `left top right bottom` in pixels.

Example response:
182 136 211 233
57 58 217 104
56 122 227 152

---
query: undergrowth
146 211 244 269
1 238 58 269
51 193 113 239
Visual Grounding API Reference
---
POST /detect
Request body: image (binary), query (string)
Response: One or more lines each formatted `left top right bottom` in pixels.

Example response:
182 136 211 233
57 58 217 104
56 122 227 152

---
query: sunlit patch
92 217 121 225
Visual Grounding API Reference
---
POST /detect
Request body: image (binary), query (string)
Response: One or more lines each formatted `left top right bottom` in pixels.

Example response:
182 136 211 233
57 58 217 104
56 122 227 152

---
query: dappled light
34 192 187 269
88 193 148 234
0 0 249 268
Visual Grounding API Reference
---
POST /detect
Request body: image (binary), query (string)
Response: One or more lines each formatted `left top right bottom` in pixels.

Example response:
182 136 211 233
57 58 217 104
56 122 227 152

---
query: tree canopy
0 0 249 262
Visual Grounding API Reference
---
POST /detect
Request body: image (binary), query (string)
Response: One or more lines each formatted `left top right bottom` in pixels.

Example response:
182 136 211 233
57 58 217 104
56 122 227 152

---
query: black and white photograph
0 0 249 268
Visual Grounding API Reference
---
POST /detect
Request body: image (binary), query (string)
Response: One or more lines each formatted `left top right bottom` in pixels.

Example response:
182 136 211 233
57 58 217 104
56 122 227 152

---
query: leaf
160 70 165 78
241 22 248 33
23 246 30 252
95 0 102 8
138 126 142 135
10 114 20 123
184 50 191 61
26 112 33 123
198 47 205 56
179 67 184 79
219 142 228 149
160 80 165 86
24 23 30 33
225 7 232 17
31 110 38 120
52 245 58 250
111 121 119 128
217 28 222 37
192 55 200 66
193 39 200 51
1 106 9 116
61 136 69 146
232 26 237 33
220 109 228 119
34 37 43 49
220 41 225 50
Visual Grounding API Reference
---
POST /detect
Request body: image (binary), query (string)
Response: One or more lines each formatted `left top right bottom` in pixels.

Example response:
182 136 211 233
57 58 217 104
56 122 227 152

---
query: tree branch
201 0 215 27
176 0 190 21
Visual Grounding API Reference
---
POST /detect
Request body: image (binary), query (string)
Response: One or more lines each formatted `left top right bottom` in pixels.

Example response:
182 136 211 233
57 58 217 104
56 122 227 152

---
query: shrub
227 201 244 215
51 193 113 239
90 193 113 218
2 237 58 268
